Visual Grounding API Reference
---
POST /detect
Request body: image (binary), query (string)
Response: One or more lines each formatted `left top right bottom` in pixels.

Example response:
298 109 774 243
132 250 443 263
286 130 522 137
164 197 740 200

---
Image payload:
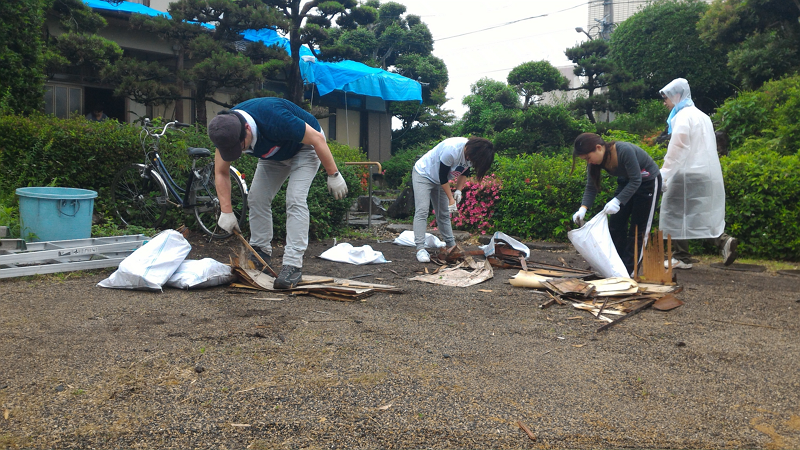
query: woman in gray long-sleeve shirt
571 133 662 275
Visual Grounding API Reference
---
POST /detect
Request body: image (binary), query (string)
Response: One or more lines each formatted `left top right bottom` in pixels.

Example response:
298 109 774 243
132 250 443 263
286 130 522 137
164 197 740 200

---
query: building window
44 84 83 118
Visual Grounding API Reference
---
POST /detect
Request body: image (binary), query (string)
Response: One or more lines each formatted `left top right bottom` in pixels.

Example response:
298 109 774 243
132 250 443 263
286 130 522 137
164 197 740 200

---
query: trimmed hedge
721 148 800 260
0 114 366 240
0 114 141 200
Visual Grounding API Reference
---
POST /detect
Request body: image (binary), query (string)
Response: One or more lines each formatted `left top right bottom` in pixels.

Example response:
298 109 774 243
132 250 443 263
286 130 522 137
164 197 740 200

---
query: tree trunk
195 82 208 126
175 47 185 122
287 27 304 105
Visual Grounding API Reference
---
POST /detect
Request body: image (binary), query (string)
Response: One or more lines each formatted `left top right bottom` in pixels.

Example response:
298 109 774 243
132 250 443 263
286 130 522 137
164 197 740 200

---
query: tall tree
0 0 48 114
259 0 365 106
507 60 569 110
459 77 520 137
104 0 288 125
608 0 732 113
318 1 450 153
0 0 123 115
698 0 800 90
564 39 613 123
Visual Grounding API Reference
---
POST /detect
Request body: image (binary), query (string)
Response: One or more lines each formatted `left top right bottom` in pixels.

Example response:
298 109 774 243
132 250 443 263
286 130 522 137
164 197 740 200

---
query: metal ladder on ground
0 235 148 279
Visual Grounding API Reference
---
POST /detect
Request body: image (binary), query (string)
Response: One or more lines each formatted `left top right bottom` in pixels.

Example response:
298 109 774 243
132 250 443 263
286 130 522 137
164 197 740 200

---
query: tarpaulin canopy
242 29 422 102
85 0 167 17
84 1 422 103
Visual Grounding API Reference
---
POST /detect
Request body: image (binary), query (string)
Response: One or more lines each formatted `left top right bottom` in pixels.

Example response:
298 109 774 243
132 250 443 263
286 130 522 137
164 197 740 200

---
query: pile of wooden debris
229 256 402 302
510 260 683 332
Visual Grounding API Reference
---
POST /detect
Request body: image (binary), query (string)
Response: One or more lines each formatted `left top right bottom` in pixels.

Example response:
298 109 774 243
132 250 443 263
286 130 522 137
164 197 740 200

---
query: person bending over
571 132 662 275
412 136 494 263
207 97 347 289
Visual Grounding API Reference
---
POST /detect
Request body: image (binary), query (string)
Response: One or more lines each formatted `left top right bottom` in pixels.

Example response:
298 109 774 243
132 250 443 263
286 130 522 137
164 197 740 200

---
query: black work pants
608 176 662 275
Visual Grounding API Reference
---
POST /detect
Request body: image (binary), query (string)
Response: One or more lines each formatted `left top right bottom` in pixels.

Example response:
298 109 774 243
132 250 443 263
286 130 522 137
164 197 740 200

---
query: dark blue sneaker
274 265 302 289
249 247 272 273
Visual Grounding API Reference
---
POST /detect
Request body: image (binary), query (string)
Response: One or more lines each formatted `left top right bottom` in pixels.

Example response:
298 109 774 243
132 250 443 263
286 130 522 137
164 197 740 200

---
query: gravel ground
1 227 799 449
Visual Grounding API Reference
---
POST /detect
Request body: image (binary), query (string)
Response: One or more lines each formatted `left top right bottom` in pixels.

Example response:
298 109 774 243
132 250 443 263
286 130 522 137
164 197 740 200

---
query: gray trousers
672 233 732 263
412 170 456 250
248 147 320 268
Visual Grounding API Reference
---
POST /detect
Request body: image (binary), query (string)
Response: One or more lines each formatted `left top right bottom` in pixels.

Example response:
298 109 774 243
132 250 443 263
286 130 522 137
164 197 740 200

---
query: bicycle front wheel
111 163 168 229
192 163 248 239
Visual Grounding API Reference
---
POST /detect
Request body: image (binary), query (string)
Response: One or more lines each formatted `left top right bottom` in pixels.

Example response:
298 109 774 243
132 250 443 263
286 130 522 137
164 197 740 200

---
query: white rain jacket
658 78 725 240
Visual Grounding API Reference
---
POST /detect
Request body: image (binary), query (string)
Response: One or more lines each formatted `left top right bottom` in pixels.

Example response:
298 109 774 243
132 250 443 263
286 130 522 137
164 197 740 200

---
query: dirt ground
1 227 799 450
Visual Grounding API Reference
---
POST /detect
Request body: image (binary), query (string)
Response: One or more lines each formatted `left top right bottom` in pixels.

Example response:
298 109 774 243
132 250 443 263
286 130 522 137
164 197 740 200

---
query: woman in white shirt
412 137 495 262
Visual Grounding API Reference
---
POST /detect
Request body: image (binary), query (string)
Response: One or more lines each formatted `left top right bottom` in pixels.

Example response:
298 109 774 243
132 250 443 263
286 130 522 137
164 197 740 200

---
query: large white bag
165 258 235 289
392 230 445 248
567 213 628 278
319 242 390 265
97 229 191 291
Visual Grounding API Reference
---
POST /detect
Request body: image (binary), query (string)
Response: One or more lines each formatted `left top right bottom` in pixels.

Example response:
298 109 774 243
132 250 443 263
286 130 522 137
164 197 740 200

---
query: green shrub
0 204 20 238
0 114 140 198
715 74 800 154
491 153 611 241
721 147 800 260
496 105 593 156
381 142 432 188
0 114 365 240
599 99 667 136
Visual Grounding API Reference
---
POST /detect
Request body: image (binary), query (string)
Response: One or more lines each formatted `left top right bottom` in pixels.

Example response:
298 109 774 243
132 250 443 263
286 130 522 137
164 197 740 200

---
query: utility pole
601 0 613 40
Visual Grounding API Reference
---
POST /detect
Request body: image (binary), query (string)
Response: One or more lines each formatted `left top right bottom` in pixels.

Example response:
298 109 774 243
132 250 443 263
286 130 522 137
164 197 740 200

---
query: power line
433 1 587 41
434 14 548 41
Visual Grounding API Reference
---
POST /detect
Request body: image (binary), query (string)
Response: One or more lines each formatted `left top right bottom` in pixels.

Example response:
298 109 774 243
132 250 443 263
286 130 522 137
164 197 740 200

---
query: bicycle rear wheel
111 163 168 229
192 163 248 239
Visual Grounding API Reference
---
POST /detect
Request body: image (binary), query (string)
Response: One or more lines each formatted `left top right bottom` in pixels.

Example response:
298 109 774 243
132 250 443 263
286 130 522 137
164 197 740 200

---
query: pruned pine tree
103 0 288 125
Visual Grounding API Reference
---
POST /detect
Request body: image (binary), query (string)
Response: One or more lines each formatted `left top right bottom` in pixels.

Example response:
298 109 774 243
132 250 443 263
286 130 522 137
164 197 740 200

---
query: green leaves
507 61 568 109
609 0 733 113
722 149 800 259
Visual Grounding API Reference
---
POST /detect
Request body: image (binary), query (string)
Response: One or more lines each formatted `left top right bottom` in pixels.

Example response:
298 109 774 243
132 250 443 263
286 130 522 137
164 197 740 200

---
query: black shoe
722 237 739 266
274 265 302 289
248 246 272 272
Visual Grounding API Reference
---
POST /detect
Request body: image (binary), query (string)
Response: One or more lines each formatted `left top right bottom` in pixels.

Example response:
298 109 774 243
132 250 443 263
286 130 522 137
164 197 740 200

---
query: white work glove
453 189 463 204
661 182 668 193
602 197 621 215
447 201 458 214
572 206 587 227
327 172 348 200
218 211 240 233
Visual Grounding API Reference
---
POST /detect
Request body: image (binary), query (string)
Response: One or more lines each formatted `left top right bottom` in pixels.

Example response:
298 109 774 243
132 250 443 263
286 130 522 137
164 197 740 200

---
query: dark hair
464 136 495 181
571 132 614 191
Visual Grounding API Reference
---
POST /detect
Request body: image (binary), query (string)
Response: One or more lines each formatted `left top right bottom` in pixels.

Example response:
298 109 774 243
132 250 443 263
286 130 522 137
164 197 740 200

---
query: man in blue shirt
208 97 348 289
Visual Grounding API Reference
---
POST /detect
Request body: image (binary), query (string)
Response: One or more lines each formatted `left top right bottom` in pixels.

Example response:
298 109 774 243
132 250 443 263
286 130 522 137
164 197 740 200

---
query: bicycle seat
187 147 211 158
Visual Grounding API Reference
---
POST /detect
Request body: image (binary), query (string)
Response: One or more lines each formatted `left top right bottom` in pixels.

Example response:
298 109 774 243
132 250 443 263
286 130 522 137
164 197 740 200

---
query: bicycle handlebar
141 119 192 139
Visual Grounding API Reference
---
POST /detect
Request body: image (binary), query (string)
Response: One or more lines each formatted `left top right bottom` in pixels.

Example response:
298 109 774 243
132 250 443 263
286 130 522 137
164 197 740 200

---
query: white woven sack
165 258 235 289
567 213 628 278
97 229 191 291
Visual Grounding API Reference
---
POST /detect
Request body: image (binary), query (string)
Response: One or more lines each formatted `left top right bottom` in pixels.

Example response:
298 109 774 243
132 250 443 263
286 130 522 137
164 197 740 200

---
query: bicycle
110 118 248 239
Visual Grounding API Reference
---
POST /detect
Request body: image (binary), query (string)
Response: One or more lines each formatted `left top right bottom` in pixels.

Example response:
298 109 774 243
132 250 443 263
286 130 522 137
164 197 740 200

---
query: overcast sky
396 0 590 119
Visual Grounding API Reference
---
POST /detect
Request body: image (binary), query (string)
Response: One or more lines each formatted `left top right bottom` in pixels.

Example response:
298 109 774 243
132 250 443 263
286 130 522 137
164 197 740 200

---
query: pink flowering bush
429 174 502 235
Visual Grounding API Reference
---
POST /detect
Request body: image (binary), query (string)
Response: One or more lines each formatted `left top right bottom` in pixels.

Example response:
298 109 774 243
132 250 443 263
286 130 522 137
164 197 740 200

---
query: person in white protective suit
658 78 739 269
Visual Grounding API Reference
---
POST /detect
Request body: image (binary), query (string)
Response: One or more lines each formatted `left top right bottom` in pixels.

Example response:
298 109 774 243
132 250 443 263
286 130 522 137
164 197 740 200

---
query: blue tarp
84 0 168 17
84 1 422 103
242 29 422 102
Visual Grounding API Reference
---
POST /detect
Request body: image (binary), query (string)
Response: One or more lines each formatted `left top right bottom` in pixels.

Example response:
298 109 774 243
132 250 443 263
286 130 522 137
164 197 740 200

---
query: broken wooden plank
596 298 657 332
516 421 537 442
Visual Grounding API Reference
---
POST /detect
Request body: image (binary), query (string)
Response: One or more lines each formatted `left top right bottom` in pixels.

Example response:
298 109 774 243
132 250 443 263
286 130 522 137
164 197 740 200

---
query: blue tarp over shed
84 1 422 103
